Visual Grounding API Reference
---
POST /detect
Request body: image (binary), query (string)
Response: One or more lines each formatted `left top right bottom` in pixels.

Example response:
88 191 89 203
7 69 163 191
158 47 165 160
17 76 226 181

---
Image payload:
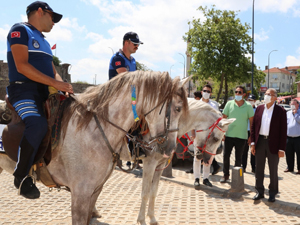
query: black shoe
268 195 275 202
251 169 255 173
14 176 40 199
220 175 229 183
185 168 193 174
212 165 221 175
253 193 264 200
194 178 200 190
203 178 212 187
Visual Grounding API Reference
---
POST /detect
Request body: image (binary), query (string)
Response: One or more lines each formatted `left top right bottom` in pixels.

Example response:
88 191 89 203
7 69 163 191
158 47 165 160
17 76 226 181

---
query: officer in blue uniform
108 32 143 80
6 1 73 199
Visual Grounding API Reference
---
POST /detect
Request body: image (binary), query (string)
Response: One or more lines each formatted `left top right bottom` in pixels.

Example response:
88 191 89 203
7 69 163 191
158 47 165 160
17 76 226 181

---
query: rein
195 117 225 156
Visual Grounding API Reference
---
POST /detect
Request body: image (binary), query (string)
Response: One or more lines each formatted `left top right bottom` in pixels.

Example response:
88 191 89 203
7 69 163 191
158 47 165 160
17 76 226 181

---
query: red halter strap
195 117 225 156
176 133 194 160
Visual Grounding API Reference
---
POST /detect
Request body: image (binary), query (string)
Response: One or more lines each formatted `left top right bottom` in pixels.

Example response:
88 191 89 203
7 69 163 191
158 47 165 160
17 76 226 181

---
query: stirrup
17 174 36 196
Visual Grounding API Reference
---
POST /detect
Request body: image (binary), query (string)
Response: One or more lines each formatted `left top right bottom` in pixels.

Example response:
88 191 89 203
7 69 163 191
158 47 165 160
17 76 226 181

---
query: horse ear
219 118 236 127
179 76 192 87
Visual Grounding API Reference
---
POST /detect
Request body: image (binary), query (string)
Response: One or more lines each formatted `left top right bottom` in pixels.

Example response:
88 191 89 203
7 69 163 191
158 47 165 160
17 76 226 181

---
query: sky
0 0 300 85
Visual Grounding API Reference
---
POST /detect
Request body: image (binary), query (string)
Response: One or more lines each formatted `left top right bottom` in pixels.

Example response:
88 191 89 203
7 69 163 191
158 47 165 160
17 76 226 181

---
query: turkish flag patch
11 31 21 38
115 61 121 66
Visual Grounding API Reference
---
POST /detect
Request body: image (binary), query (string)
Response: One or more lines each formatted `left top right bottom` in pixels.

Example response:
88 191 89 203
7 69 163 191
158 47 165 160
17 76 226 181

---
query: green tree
136 61 151 71
292 69 300 94
53 56 61 66
185 6 256 104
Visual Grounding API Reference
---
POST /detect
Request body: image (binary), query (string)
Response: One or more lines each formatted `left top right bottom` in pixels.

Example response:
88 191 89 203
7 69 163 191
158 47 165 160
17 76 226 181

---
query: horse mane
61 71 188 135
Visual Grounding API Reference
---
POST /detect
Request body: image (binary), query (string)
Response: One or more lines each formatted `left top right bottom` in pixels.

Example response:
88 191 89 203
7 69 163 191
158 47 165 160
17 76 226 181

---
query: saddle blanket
0 124 5 153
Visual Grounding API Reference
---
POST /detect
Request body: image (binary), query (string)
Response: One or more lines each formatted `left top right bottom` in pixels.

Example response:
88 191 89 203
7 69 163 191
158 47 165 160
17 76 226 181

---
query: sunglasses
202 90 211 93
43 10 54 21
235 91 243 94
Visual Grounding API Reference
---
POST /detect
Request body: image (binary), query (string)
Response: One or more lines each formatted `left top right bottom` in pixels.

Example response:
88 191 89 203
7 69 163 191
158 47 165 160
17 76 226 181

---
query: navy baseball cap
248 94 256 100
26 1 63 23
123 32 143 44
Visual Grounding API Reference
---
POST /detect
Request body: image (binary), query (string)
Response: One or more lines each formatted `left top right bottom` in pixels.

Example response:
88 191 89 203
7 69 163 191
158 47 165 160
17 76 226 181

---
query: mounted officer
6 1 73 199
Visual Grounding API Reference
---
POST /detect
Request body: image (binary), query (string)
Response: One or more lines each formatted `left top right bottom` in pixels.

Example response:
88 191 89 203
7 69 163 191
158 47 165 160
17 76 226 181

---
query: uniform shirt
259 103 275 136
223 100 254 140
7 22 54 82
108 50 137 80
286 108 300 137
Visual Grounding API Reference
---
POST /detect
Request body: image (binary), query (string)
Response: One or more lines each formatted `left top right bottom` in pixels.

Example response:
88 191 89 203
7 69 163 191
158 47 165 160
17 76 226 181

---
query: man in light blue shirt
285 99 300 174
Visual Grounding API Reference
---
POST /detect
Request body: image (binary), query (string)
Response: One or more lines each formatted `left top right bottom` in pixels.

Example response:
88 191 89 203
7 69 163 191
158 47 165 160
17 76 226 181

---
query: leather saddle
2 93 66 165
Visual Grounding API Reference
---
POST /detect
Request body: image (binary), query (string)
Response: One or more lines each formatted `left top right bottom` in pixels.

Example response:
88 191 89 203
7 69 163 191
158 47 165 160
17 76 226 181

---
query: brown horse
0 71 188 225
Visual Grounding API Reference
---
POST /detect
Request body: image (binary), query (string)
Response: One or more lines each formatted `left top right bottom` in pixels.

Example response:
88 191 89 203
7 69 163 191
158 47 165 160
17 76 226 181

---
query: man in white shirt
191 84 221 189
250 88 287 202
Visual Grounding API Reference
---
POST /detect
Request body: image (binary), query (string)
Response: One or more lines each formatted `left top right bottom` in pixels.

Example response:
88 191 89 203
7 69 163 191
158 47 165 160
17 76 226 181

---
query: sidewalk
160 152 300 212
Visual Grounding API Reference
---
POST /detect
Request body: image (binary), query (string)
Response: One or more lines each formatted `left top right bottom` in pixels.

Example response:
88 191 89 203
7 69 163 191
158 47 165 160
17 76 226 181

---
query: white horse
0 71 188 225
91 98 235 225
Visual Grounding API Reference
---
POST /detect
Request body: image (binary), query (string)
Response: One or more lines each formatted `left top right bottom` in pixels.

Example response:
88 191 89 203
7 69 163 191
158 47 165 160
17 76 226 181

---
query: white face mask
264 95 272 104
291 105 296 110
202 92 210 100
248 101 255 106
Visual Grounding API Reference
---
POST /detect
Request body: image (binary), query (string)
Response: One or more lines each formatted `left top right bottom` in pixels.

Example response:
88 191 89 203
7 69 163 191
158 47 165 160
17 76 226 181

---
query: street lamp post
108 47 114 55
170 64 174 76
251 0 255 94
178 53 186 78
268 50 278 88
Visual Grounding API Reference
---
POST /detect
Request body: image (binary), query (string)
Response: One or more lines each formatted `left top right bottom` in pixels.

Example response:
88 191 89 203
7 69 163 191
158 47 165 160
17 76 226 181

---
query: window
282 83 285 88
282 74 285 79
271 83 278 88
272 74 278 79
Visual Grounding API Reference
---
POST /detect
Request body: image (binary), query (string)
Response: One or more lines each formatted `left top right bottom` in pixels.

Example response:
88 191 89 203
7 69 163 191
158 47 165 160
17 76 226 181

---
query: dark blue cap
248 94 256 100
123 32 143 44
26 1 62 23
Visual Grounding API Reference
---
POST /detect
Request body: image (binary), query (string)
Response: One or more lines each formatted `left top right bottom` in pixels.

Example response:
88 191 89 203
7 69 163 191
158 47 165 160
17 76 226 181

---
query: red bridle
177 117 225 157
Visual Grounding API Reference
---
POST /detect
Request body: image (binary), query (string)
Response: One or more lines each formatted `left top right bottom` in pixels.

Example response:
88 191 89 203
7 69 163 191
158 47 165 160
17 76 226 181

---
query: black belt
288 136 300 138
259 135 269 139
9 81 33 85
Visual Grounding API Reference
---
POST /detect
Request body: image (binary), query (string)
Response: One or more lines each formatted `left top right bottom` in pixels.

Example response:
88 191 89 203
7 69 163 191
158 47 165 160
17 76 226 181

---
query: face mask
291 105 296 110
235 95 243 101
264 95 271 104
248 101 255 106
202 92 210 100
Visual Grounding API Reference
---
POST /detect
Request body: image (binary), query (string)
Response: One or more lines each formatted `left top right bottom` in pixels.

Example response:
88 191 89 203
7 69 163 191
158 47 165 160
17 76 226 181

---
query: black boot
14 176 40 199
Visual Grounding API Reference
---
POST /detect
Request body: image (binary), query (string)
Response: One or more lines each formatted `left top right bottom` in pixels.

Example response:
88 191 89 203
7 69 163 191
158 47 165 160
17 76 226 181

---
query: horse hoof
150 222 158 225
92 211 102 218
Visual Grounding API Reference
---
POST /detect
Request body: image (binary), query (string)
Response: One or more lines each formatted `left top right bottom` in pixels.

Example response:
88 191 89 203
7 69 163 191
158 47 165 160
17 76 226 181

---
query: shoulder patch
115 61 121 66
11 31 21 38
32 39 40 49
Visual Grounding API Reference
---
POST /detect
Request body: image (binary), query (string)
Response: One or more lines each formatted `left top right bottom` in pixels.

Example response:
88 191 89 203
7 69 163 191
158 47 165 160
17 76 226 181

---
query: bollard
231 166 244 192
162 159 172 178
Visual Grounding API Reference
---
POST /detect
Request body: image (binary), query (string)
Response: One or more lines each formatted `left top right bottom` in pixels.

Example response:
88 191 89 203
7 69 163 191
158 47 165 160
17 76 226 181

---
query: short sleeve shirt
223 100 254 139
108 50 137 80
7 22 54 82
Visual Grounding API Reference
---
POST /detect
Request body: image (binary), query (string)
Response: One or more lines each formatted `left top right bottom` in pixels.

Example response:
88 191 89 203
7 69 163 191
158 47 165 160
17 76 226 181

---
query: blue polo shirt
7 22 54 82
108 50 137 80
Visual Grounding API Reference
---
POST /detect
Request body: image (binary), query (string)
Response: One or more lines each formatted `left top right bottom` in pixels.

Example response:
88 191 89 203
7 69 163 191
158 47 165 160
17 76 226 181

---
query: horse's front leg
147 159 166 225
137 157 158 225
88 186 103 222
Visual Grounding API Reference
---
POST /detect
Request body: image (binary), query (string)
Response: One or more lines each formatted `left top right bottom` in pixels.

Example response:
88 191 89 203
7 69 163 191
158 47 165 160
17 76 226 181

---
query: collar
119 49 132 61
264 102 275 110
22 22 45 37
200 98 209 103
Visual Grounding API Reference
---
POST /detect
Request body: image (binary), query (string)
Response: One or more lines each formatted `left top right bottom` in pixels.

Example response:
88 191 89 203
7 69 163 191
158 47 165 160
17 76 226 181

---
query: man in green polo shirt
220 85 254 183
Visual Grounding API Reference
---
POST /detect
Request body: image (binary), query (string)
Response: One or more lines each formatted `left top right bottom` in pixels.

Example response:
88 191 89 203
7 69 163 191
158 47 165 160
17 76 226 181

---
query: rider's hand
54 80 74 94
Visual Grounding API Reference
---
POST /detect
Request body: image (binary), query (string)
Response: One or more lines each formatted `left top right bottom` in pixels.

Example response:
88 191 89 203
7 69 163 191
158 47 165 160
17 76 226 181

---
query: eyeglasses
44 10 54 21
202 90 211 93
235 91 243 94
265 93 275 97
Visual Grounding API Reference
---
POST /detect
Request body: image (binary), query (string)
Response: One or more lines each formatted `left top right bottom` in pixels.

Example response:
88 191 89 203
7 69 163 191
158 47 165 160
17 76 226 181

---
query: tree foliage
53 56 61 66
185 6 263 104
136 61 151 71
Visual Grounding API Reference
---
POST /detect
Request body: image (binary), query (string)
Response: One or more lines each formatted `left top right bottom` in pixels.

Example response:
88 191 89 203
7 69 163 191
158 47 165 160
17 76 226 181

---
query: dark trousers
285 136 300 171
255 136 279 196
7 83 48 179
223 137 247 176
212 158 219 170
242 131 255 171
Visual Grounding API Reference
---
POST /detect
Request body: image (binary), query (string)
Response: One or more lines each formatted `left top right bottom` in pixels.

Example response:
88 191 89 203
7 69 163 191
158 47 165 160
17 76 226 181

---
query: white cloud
0 26 9 42
254 28 269 41
59 18 86 32
285 55 300 67
256 0 298 13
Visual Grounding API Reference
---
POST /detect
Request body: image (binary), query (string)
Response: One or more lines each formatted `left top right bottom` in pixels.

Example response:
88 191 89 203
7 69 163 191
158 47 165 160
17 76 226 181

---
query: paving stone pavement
0 151 300 225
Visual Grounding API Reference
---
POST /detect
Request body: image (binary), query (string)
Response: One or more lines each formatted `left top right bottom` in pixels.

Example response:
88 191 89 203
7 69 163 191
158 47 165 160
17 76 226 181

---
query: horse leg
88 187 103 222
147 160 166 225
137 157 158 225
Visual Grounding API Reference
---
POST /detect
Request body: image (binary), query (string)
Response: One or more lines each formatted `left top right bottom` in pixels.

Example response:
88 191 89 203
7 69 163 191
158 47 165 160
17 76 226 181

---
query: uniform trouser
223 137 247 176
285 136 300 171
242 131 256 171
255 136 279 196
194 156 215 180
7 83 48 179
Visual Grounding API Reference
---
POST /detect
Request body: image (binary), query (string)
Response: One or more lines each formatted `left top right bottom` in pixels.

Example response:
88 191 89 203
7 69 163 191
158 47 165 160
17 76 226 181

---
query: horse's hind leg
147 162 165 225
137 157 157 225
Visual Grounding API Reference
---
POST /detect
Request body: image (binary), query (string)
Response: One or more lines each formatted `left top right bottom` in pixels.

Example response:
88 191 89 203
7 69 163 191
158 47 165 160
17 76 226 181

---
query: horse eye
175 107 181 112
213 137 219 142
